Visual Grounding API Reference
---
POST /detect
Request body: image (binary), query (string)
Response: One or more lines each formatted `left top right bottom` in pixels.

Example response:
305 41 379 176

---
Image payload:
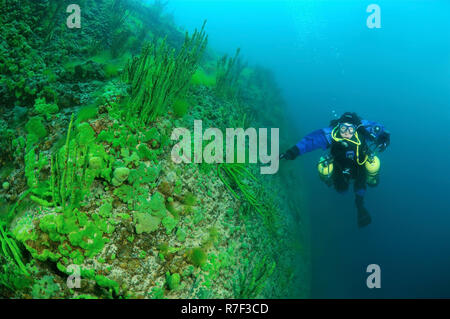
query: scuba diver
280 112 390 228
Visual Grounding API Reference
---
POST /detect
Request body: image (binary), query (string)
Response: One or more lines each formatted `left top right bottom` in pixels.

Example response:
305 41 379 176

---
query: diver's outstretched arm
280 128 332 160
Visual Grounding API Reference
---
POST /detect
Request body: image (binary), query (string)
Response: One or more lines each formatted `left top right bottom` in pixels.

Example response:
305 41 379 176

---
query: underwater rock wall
0 0 309 299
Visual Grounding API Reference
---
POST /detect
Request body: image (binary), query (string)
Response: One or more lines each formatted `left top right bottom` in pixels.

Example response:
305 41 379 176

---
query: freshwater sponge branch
217 163 263 215
123 20 208 124
25 114 107 212
234 254 276 298
215 48 246 100
0 223 29 276
52 116 103 211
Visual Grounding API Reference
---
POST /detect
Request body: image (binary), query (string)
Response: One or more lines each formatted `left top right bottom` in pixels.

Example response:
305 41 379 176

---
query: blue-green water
166 0 450 298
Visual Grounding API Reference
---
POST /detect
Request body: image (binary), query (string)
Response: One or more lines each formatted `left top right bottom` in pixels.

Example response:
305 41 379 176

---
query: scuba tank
365 155 380 186
317 155 334 186
317 153 381 187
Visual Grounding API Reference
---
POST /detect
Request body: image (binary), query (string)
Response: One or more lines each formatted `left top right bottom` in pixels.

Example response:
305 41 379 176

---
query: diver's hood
338 112 362 127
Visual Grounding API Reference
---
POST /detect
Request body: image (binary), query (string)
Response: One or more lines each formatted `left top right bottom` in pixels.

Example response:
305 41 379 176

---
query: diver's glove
355 195 372 228
280 145 300 160
377 131 390 152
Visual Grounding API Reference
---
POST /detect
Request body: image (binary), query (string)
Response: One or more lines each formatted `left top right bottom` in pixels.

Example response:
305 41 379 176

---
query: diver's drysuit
281 112 390 228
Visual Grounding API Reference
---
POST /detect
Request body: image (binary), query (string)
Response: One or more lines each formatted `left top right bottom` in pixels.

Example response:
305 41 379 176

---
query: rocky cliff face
0 0 309 299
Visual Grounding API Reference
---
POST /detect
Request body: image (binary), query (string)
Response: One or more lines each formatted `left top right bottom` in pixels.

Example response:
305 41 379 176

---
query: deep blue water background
162 0 450 298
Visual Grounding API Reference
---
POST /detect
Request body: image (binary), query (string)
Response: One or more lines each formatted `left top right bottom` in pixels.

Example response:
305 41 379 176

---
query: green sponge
166 272 181 290
34 98 58 120
189 248 207 267
135 213 161 234
162 215 177 234
25 116 47 139
89 156 102 170
149 191 166 218
112 167 130 186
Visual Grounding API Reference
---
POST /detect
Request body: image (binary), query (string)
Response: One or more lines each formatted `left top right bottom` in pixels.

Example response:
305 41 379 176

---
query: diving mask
339 123 355 135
